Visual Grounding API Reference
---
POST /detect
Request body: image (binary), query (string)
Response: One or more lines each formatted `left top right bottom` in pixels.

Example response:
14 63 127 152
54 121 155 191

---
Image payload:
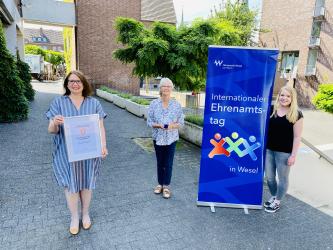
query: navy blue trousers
153 140 177 186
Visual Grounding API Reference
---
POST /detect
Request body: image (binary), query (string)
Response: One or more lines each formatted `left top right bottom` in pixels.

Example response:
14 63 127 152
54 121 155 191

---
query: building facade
259 0 333 107
75 0 176 95
24 27 64 52
0 0 24 58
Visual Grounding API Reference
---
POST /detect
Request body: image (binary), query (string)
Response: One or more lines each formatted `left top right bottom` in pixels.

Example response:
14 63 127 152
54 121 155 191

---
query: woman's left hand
102 146 108 159
168 122 178 130
287 155 296 166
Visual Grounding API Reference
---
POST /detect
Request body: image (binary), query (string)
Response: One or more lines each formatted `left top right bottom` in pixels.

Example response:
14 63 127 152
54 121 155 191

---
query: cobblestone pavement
1 90 333 250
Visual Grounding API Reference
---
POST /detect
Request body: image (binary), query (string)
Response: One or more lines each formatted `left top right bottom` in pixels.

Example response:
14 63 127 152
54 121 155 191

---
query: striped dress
46 96 107 193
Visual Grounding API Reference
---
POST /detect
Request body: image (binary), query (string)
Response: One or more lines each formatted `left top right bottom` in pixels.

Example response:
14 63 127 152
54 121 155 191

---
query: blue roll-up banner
197 46 279 209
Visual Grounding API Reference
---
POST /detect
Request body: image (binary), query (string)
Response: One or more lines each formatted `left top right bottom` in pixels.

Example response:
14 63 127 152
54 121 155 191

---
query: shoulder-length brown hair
63 70 93 97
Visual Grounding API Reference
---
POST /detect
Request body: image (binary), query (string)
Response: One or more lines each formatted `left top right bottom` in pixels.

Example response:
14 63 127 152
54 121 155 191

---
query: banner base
197 201 262 212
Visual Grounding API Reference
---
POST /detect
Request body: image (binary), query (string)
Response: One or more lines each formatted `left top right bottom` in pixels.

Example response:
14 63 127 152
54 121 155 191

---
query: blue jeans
153 141 177 186
265 149 291 200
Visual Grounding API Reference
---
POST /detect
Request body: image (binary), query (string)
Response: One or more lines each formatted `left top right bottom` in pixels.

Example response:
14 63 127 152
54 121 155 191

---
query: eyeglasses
161 85 172 88
68 80 82 84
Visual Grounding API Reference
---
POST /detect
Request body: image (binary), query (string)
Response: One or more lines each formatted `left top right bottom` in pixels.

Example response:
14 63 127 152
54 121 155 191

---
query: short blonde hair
271 86 299 123
159 77 174 96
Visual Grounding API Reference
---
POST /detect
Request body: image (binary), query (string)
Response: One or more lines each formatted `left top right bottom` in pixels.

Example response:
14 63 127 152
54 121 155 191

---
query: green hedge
118 92 133 99
131 97 150 105
313 84 333 114
16 51 34 101
185 114 203 127
0 21 29 122
99 86 119 94
99 86 151 105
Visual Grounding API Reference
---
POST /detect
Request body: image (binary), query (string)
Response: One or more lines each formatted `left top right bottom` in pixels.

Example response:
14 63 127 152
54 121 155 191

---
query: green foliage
99 86 119 94
115 17 145 45
0 21 29 122
212 20 242 45
16 51 35 101
99 86 150 105
313 84 333 113
131 97 151 105
185 114 204 127
113 5 254 92
25 45 64 66
44 50 64 66
118 92 133 99
25 44 46 57
212 0 257 45
114 18 219 92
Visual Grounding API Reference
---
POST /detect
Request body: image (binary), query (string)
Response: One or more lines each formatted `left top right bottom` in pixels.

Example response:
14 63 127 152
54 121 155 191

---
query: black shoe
264 197 276 208
265 201 280 213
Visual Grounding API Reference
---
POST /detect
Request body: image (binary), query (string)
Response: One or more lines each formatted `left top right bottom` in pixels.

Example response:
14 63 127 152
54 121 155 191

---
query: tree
0 21 29 122
113 3 256 92
16 51 35 101
212 0 257 45
44 50 64 66
25 45 64 66
24 44 46 57
170 20 218 91
114 18 169 90
114 18 218 91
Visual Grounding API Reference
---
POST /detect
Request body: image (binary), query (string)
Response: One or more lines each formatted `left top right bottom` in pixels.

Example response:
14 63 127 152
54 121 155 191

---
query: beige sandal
154 185 163 194
162 188 171 199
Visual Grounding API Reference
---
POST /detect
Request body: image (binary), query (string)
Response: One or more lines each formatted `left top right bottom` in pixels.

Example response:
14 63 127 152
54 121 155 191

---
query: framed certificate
64 114 102 162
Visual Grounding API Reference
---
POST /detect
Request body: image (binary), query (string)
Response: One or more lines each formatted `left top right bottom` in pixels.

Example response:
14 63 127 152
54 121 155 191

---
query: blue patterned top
46 96 106 193
147 98 184 145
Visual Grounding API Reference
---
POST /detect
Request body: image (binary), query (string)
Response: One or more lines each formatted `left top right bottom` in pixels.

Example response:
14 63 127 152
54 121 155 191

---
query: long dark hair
63 70 92 97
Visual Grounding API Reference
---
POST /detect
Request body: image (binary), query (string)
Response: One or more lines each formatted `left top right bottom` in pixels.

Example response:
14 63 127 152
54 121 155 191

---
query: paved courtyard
1 86 333 249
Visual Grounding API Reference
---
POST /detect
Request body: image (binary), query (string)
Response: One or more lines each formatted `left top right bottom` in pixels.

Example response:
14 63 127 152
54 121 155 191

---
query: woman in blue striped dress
46 71 108 235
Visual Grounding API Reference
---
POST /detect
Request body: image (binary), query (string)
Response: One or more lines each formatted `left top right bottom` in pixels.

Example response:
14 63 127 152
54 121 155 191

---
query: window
311 21 322 37
280 51 299 76
315 0 325 8
307 50 318 68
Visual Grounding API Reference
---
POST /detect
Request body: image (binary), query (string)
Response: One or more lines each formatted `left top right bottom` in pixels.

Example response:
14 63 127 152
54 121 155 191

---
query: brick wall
259 0 333 107
76 0 142 95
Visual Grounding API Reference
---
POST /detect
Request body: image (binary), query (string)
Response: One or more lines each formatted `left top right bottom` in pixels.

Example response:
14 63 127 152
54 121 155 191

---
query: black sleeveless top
266 109 303 153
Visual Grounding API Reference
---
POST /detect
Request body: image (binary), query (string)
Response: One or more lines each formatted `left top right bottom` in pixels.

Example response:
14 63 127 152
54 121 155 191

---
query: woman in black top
264 86 303 213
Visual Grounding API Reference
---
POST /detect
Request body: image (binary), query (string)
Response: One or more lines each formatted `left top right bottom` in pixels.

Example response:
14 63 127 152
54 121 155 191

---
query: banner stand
210 203 215 213
197 201 262 214
197 46 279 212
243 206 249 215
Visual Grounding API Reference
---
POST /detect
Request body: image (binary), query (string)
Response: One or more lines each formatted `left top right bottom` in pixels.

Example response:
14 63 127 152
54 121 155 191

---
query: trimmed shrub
0 21 29 122
24 44 46 57
185 114 203 127
313 84 333 114
99 85 151 105
118 92 133 99
131 97 151 105
16 51 35 101
99 86 119 94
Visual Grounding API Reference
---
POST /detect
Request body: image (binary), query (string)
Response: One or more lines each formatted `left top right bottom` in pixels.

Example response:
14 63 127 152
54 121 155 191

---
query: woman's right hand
53 115 64 126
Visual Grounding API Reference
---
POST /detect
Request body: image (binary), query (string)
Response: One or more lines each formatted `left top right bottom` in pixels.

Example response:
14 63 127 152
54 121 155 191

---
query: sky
172 0 224 24
24 0 263 30
172 0 262 24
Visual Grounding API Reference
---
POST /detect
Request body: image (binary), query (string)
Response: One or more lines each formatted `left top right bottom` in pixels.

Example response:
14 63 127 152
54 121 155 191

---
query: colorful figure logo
209 132 261 161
